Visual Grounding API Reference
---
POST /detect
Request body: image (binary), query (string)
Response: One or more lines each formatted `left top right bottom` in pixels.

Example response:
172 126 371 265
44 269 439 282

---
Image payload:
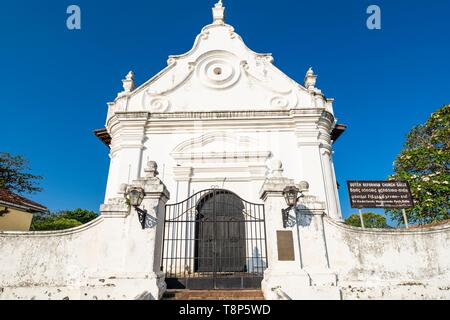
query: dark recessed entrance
195 190 246 273
161 189 267 290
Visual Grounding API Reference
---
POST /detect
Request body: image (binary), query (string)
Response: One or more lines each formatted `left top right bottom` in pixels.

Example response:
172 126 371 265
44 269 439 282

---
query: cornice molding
106 109 335 129
104 109 337 138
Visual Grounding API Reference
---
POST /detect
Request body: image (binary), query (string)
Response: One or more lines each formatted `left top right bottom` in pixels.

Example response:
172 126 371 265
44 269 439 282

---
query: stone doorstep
162 290 265 300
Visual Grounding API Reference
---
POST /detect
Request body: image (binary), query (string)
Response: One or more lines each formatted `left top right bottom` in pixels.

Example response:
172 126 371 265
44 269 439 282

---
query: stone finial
144 161 159 178
122 70 136 93
118 183 128 195
268 159 284 177
304 67 317 90
125 70 134 80
212 0 225 24
298 181 310 193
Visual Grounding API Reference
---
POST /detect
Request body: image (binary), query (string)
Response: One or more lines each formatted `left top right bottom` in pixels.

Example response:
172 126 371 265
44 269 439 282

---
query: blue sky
0 0 449 221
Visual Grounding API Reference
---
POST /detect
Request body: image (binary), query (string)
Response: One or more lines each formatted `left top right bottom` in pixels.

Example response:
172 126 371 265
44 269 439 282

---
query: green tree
59 208 98 224
0 152 42 194
30 209 98 231
30 217 82 231
387 104 450 225
345 212 391 229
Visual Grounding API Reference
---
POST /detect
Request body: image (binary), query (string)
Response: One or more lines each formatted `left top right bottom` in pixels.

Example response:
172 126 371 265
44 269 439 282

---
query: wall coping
324 216 450 235
0 216 104 238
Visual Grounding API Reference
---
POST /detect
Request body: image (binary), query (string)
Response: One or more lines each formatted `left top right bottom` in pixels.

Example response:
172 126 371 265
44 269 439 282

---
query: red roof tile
0 189 48 213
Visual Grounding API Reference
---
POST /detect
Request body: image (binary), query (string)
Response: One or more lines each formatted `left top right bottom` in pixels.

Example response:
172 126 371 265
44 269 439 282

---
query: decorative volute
212 0 225 25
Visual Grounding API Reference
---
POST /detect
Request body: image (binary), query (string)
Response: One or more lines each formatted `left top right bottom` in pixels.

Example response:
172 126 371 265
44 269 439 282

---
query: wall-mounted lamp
126 187 147 229
282 186 299 228
281 182 309 228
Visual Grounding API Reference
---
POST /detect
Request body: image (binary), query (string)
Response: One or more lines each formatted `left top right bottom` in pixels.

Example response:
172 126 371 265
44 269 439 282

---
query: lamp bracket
134 206 158 229
281 206 292 228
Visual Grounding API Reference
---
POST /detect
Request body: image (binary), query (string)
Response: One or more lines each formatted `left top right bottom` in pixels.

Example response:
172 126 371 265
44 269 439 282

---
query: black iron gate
161 189 267 290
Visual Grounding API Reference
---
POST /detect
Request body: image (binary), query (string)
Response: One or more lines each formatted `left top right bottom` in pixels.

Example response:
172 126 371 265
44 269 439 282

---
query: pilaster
104 113 148 202
99 161 170 299
173 166 193 202
259 165 310 300
259 163 340 300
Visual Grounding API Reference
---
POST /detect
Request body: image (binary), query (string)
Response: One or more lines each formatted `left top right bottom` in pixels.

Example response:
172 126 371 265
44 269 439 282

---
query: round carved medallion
196 52 240 89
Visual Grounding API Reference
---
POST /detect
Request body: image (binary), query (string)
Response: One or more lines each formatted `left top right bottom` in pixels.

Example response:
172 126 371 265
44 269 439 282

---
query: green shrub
30 208 98 231
30 217 82 231
345 212 391 229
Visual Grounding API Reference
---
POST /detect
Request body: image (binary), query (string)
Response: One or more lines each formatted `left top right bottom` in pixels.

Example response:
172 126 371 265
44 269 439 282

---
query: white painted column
319 146 342 221
330 151 343 220
104 153 118 203
104 115 147 202
259 173 310 300
94 161 170 300
295 110 342 221
296 143 328 203
173 166 193 203
172 166 193 273
259 161 340 300
125 161 170 299
293 111 329 209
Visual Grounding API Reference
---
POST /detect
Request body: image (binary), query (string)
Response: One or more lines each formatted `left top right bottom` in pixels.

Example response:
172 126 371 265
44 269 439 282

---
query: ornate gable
107 1 334 117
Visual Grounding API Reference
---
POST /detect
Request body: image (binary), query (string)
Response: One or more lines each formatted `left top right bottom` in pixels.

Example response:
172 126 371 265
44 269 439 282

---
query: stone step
162 289 265 300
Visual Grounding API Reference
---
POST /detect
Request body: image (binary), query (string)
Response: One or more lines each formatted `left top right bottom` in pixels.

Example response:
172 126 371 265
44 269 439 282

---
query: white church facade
99 1 343 219
0 1 449 300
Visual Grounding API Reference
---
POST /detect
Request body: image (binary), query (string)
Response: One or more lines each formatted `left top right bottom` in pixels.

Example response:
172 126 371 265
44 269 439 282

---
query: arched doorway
161 189 267 290
195 190 246 273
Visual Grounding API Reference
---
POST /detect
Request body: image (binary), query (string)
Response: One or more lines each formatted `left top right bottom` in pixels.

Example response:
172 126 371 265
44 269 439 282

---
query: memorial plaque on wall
347 180 414 209
277 231 295 261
